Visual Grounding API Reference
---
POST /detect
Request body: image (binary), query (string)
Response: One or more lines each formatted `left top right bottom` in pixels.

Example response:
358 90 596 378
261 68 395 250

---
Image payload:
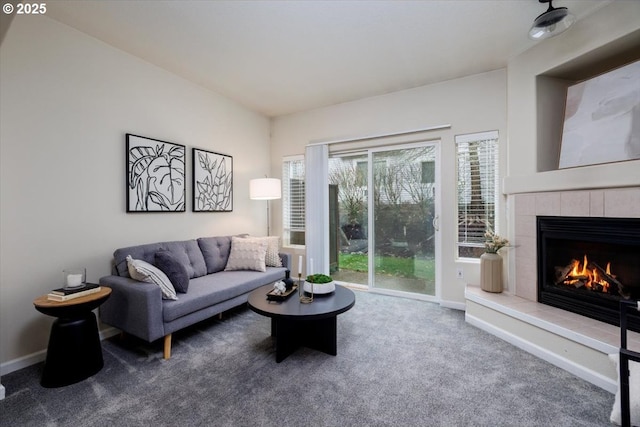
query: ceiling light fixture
528 0 575 40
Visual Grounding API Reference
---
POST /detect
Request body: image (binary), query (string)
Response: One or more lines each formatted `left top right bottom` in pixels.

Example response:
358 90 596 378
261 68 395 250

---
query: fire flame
564 254 612 293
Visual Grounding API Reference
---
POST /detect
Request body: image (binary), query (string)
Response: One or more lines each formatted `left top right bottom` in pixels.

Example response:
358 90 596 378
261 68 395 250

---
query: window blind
282 157 305 246
456 131 499 258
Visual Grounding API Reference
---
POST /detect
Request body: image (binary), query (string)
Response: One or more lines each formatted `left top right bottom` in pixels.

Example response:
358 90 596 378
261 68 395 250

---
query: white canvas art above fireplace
559 60 640 169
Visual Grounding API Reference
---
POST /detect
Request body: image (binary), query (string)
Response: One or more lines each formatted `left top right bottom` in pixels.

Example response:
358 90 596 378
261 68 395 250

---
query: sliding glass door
329 154 370 285
329 141 439 297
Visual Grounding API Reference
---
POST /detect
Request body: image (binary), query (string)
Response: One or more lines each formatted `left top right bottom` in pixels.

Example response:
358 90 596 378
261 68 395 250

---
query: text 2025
16 3 46 14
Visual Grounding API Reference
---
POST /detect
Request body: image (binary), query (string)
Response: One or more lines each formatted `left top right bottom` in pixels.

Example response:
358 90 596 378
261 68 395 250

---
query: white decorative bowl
303 280 335 295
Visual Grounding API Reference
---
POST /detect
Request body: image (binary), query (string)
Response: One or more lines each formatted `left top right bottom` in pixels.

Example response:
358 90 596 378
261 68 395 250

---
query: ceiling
45 0 611 117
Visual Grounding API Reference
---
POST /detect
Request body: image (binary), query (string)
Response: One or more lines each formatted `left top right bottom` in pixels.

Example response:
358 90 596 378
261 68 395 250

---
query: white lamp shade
249 178 281 200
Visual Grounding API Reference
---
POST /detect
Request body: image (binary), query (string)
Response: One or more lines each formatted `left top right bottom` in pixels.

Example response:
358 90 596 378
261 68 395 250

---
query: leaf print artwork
126 134 186 212
192 148 233 212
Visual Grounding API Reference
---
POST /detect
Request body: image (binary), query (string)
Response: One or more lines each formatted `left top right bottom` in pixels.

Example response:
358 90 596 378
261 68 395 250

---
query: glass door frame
366 140 442 302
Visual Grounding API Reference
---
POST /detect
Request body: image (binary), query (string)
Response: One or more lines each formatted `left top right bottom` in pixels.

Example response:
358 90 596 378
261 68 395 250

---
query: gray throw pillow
155 250 189 293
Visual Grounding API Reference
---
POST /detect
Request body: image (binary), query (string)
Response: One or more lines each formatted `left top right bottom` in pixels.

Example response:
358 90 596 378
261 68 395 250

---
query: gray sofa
99 236 290 359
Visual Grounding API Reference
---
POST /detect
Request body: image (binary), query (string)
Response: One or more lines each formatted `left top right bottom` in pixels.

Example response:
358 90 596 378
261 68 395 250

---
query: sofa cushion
224 236 268 272
126 255 177 300
197 236 232 274
162 268 286 322
155 250 189 293
114 240 207 279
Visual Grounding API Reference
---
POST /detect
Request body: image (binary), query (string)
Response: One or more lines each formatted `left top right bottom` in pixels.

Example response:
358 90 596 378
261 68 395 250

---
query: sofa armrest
98 275 165 343
279 252 291 270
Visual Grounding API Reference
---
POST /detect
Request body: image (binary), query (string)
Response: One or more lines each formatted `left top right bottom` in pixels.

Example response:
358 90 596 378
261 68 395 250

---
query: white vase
303 280 336 295
480 252 503 293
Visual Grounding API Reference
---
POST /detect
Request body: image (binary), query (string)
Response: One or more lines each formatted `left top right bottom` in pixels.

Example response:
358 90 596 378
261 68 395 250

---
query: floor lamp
249 178 281 236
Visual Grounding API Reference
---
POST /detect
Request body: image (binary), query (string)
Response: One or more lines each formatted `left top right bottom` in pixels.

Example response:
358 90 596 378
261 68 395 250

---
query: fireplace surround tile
515 257 536 301
604 188 640 218
514 193 535 215
515 214 536 237
514 235 535 261
535 193 561 216
560 191 590 216
589 191 604 216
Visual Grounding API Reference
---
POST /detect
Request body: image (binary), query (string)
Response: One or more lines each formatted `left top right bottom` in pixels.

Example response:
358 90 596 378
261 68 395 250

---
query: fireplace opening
537 216 640 332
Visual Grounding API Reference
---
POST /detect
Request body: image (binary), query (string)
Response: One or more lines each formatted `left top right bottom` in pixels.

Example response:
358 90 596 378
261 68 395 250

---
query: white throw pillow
126 255 177 300
609 353 640 425
224 237 268 272
244 236 282 267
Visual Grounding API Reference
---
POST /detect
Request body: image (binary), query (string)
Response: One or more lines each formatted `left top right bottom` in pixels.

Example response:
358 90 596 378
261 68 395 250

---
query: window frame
455 131 499 259
282 155 306 248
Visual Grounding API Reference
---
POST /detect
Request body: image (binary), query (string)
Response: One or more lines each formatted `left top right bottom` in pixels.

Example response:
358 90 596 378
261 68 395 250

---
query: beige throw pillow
224 237 268 272
126 255 178 300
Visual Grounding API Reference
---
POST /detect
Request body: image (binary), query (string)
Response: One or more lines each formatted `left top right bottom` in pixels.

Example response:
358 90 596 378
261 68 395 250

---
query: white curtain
305 144 329 274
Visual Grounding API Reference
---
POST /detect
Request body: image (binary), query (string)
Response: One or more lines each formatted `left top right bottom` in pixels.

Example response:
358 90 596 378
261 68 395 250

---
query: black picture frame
126 134 186 212
192 148 233 212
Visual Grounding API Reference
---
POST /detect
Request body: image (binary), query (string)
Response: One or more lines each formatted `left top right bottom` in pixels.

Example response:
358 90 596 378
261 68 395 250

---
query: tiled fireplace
513 188 640 304
464 187 640 392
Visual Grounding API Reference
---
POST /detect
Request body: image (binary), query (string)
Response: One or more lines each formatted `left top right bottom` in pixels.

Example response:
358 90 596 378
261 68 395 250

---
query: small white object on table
66 274 84 288
271 281 287 295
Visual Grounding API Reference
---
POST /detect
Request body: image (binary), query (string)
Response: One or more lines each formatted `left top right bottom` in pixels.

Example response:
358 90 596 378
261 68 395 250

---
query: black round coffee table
248 284 355 362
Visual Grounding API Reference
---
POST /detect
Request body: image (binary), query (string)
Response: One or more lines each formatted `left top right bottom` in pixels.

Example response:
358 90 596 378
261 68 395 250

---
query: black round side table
33 286 112 388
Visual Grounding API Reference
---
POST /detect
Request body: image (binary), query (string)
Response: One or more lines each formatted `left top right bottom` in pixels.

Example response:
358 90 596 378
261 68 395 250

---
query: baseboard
0 326 120 377
0 349 46 377
465 312 617 394
440 300 465 311
99 326 121 341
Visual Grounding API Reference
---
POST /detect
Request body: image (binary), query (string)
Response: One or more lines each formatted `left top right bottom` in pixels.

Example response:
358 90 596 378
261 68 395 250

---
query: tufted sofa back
113 239 209 279
196 236 232 273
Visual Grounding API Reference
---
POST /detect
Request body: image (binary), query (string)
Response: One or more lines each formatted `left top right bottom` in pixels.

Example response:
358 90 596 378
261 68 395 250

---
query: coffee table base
272 316 337 363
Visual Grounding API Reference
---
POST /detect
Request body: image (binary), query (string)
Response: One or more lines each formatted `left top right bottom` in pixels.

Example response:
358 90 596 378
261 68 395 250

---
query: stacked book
47 283 101 301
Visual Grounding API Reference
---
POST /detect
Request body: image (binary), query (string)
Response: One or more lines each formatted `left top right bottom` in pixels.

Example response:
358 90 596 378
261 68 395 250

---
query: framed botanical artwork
126 134 186 212
192 148 233 212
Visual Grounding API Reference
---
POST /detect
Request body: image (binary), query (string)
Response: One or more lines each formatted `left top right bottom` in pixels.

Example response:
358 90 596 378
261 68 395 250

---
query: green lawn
338 253 435 280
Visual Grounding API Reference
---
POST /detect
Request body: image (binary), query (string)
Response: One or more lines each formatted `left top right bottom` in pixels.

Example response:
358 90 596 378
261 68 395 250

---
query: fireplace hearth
537 216 640 332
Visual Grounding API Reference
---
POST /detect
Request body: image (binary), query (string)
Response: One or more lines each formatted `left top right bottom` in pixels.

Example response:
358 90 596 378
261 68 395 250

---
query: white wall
504 1 640 293
0 16 271 367
270 69 507 306
505 0 640 193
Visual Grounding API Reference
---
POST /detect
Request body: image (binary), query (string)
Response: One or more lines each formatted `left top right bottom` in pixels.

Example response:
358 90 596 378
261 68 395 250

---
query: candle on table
298 255 302 275
67 274 83 287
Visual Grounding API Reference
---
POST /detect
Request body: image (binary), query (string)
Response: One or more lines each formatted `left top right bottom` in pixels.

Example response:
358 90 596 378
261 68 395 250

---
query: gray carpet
0 290 614 426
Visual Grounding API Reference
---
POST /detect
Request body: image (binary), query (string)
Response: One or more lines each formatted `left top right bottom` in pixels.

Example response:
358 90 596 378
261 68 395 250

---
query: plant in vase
481 230 509 293
484 229 509 254
303 273 336 295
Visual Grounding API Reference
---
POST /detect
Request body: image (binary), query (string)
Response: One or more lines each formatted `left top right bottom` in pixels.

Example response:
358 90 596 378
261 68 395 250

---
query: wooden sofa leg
163 334 172 359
